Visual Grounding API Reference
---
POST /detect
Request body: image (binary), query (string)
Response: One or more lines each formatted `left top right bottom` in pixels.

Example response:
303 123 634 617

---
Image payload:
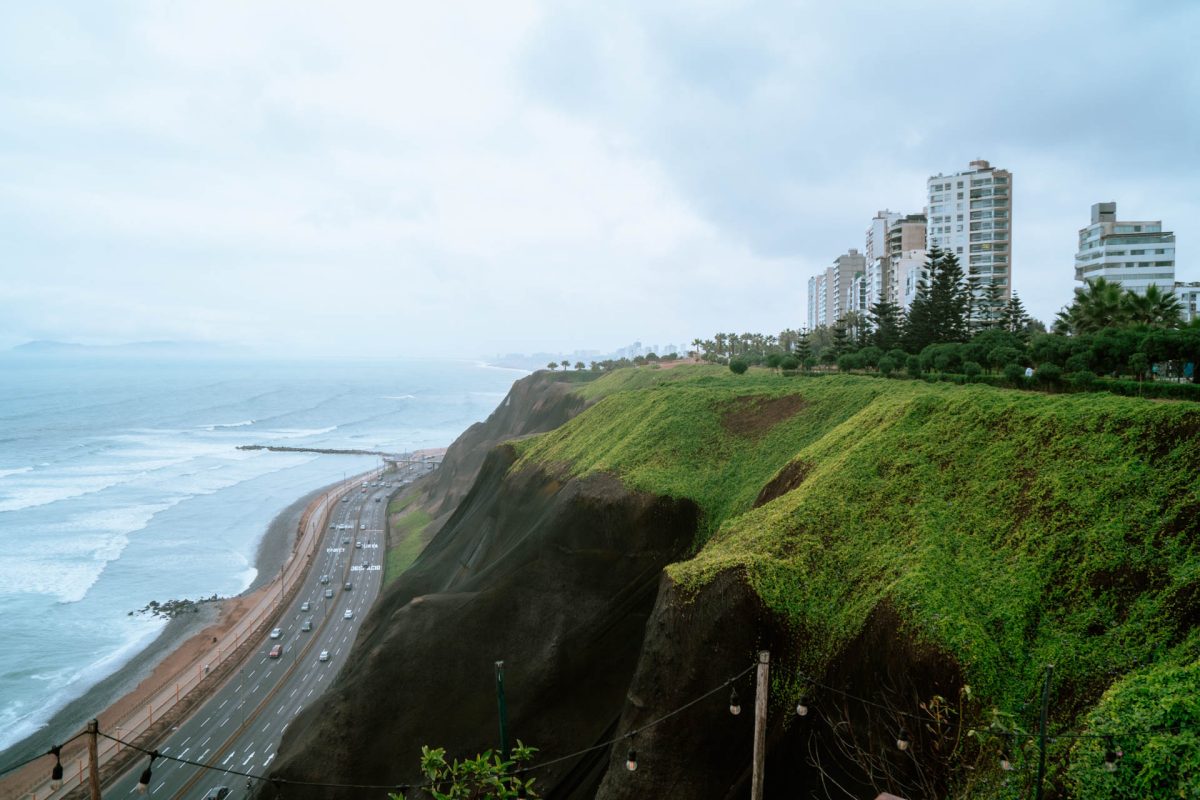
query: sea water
0 356 522 757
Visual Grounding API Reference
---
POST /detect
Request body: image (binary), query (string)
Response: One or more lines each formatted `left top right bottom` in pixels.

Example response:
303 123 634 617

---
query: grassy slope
514 366 1200 795
384 495 432 586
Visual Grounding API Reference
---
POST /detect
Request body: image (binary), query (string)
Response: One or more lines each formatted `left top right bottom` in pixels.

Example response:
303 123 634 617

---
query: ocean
0 355 522 757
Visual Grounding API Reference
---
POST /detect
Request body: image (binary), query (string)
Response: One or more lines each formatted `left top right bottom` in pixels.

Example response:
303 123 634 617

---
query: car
341 497 349 503
374 497 381 502
360 523 366 530
319 650 329 662
300 601 310 612
269 628 282 639
343 609 353 619
342 536 350 544
203 787 230 800
268 644 282 659
324 588 334 598
355 540 362 548
319 575 329 584
300 619 313 632
344 582 352 591
329 523 336 529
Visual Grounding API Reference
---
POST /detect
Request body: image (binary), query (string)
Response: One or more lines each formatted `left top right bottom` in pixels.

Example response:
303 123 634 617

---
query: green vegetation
511 367 1200 796
385 497 433 586
390 742 538 800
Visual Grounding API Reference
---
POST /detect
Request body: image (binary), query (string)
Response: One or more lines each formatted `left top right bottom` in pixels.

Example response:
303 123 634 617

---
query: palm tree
1122 283 1183 328
1064 277 1126 333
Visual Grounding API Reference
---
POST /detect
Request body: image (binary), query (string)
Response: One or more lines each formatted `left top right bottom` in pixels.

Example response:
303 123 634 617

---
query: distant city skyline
2 2 1197 357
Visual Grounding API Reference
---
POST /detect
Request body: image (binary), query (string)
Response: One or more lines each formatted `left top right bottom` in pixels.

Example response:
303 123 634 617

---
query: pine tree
980 280 1006 330
930 249 970 343
795 331 812 365
869 299 903 352
831 319 852 356
903 246 940 352
1001 293 1032 339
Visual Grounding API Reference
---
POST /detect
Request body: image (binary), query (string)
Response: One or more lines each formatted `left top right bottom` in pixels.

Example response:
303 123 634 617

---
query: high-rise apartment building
886 214 927 306
1175 282 1199 324
1074 202 1176 295
864 210 901 308
806 249 866 330
926 160 1012 303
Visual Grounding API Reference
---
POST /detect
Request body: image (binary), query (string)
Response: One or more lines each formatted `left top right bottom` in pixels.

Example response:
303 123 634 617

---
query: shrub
906 355 923 379
1068 370 1097 390
1037 363 1063 385
962 361 982 380
765 353 783 370
989 346 1023 371
858 346 883 368
729 359 749 375
779 355 800 371
1064 353 1090 373
878 356 896 377
887 348 909 367
1003 363 1026 386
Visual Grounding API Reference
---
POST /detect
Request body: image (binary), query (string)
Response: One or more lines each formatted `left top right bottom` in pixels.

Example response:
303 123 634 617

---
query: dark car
204 787 230 800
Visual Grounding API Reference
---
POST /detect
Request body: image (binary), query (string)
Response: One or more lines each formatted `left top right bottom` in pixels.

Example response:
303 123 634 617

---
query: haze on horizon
2 1 1197 359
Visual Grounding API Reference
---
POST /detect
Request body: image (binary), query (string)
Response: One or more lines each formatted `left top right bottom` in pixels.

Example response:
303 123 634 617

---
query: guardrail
3 471 381 800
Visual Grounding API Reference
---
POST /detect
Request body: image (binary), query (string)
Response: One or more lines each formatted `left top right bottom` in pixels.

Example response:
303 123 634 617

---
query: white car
343 609 353 620
319 650 329 662
269 628 282 639
300 601 311 612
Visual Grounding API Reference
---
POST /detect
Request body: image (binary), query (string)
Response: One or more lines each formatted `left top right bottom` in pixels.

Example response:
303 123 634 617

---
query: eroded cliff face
270 443 699 798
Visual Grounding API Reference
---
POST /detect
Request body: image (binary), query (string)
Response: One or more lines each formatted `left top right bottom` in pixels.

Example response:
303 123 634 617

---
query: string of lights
0 732 85 782
8 657 1196 792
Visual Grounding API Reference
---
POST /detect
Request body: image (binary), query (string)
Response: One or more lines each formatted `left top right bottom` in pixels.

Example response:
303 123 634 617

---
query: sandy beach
0 482 335 779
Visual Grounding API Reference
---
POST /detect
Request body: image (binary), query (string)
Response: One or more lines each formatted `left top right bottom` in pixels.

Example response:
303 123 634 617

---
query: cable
0 732 87 780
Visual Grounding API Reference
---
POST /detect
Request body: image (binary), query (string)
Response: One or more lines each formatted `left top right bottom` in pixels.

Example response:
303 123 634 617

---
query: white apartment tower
926 160 1013 303
864 210 901 308
1074 202 1176 296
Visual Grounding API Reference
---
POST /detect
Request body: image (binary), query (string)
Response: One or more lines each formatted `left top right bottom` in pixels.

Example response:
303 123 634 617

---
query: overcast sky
2 1 1197 357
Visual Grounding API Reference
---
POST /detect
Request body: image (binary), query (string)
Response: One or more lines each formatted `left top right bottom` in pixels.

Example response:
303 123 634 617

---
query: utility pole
495 661 510 761
1034 664 1054 800
86 719 101 800
751 650 770 800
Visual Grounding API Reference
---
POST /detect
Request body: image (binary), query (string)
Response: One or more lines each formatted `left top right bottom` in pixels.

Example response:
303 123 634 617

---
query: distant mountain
8 340 248 357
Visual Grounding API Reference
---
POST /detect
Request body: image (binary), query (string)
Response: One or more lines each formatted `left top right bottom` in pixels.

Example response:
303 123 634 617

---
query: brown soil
753 458 815 507
720 393 808 438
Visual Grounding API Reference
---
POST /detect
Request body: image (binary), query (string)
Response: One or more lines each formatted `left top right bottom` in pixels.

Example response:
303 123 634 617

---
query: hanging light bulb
1103 738 1122 772
795 697 809 717
729 687 742 716
625 748 638 772
49 745 63 790
896 727 910 752
136 751 158 795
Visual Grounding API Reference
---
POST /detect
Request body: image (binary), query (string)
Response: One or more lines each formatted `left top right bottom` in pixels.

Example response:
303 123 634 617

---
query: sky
2 1 1197 358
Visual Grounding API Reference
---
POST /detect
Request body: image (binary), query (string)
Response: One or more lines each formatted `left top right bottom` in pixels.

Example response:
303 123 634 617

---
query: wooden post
751 651 770 800
86 719 101 800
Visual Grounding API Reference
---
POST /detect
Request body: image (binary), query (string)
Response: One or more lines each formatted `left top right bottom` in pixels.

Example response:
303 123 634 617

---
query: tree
729 358 749 375
574 361 585 370
1122 283 1183 328
795 331 813 365
978 280 1007 331
691 338 705 360
831 319 853 356
560 360 570 370
546 362 558 371
904 247 970 351
869 299 904 352
780 354 800 371
1055 278 1125 334
390 743 538 800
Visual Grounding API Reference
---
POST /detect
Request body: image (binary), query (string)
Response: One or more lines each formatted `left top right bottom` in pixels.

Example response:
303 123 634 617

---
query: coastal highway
103 477 397 800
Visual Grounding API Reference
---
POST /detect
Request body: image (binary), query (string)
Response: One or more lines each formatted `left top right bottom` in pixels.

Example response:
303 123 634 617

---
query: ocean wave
0 466 33 480
381 395 416 401
198 419 256 431
268 426 339 440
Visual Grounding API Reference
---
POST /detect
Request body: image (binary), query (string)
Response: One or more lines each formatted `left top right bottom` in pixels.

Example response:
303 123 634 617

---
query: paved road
103 476 402 800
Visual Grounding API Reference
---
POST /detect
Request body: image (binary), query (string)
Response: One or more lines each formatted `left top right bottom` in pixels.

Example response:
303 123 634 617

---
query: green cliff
271 366 1199 799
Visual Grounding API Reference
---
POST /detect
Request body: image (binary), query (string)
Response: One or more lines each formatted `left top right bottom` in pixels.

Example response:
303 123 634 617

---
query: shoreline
0 483 332 771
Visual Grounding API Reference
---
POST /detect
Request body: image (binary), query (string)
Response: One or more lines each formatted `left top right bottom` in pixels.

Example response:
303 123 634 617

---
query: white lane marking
289 688 299 698
306 688 314 697
262 722 271 733
264 753 276 767
201 736 211 746
223 753 235 765
218 700 227 709
219 718 228 728
200 748 211 761
248 669 256 678
335 647 342 656
180 748 190 757
202 716 211 726
242 752 255 766
317 672 324 682
180 736 191 746
253 683 261 693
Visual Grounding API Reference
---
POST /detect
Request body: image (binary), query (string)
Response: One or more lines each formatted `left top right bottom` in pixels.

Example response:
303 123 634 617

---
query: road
103 477 398 800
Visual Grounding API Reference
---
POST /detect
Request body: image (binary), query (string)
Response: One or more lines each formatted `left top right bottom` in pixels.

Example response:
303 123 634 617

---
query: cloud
0 1 1196 354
